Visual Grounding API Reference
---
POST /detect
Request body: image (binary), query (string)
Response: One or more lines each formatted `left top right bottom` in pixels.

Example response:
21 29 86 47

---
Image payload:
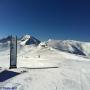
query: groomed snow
0 37 90 90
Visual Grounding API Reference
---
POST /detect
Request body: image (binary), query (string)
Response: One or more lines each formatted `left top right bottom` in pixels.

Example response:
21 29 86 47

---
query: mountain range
0 34 90 58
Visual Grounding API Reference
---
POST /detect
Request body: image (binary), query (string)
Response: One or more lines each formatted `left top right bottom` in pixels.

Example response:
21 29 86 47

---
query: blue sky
0 0 90 41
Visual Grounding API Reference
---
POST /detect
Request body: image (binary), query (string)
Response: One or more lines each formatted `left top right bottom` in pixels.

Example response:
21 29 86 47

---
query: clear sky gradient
0 0 90 41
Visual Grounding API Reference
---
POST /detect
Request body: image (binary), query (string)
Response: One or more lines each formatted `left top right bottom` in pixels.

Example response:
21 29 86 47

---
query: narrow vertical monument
9 36 17 69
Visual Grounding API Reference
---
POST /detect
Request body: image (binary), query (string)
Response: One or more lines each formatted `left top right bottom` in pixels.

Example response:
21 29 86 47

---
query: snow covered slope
46 39 90 57
0 44 90 90
0 35 90 90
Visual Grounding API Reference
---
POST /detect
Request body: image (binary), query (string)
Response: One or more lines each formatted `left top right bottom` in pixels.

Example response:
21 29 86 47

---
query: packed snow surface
0 35 90 90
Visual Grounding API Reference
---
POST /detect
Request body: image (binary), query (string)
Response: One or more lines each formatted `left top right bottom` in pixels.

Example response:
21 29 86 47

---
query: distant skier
38 55 40 58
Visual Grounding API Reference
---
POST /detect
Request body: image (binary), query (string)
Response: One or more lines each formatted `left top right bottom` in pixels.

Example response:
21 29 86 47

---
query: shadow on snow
0 70 20 82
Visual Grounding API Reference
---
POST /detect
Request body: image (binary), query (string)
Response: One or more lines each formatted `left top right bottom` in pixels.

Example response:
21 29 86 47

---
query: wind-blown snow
47 39 90 57
0 35 90 90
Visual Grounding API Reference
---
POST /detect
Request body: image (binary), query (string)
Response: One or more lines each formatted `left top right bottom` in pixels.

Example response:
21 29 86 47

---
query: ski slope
0 35 90 90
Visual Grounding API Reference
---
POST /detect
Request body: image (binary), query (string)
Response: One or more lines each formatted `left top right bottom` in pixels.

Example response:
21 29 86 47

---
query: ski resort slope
0 35 90 90
0 45 90 90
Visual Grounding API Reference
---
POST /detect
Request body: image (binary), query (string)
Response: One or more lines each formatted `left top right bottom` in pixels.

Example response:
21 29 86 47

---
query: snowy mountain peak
20 35 41 45
21 35 31 41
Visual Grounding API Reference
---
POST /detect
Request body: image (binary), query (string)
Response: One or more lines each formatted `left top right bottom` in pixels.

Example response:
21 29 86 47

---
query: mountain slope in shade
0 36 11 43
20 35 41 45
0 36 11 51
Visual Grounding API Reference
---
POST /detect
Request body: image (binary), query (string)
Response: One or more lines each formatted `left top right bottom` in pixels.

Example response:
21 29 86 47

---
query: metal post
9 36 17 69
